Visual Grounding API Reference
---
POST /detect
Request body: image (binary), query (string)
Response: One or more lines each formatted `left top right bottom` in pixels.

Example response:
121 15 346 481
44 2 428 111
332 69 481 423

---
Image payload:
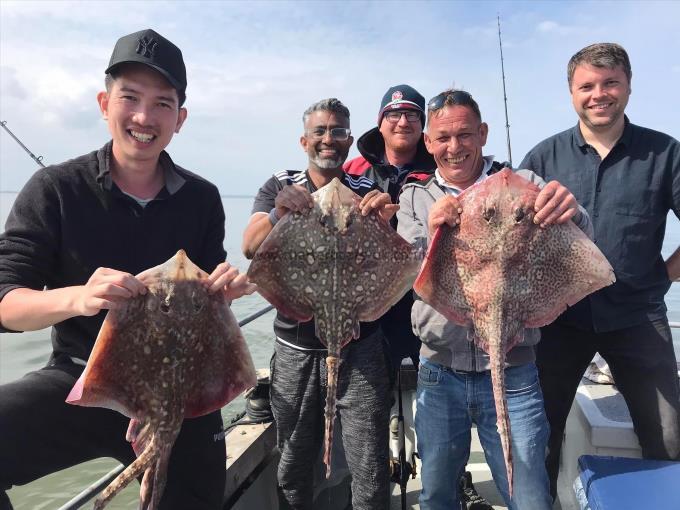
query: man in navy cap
0 29 253 510
345 84 434 377
345 86 492 510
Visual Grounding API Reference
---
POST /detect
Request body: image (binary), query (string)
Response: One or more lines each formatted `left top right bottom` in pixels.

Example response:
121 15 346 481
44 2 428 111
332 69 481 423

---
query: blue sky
1 0 679 197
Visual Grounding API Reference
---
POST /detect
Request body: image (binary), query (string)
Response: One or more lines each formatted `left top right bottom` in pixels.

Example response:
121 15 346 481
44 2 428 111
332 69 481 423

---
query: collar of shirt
573 114 633 149
434 155 495 196
97 141 185 195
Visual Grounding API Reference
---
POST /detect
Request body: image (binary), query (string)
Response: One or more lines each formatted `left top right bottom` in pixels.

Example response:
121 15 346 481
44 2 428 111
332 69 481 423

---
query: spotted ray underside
247 177 421 477
414 168 615 496
66 250 256 510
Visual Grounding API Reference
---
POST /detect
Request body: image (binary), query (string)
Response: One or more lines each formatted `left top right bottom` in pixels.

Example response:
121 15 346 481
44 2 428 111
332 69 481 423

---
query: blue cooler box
576 455 680 510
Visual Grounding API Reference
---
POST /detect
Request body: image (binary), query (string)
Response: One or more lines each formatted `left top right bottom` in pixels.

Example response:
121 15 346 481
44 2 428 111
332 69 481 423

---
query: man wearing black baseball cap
0 29 253 510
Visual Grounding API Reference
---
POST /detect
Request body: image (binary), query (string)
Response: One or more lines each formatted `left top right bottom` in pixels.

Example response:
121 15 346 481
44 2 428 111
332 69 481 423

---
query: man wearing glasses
242 98 397 510
397 89 591 510
345 85 435 371
346 84 492 508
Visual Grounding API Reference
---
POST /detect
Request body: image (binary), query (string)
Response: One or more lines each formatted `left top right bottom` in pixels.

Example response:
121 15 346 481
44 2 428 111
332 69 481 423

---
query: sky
1 0 679 198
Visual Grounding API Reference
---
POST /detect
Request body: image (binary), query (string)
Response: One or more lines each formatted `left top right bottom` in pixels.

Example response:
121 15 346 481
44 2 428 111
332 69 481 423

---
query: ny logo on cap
392 91 404 101
136 36 158 58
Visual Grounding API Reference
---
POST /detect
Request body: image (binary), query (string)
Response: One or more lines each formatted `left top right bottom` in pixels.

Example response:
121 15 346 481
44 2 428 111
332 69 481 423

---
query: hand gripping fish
414 169 615 496
248 178 421 477
66 250 256 509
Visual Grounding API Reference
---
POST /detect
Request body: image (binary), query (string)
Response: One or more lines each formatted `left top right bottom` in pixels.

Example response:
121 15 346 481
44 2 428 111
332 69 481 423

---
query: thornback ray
247 177 421 477
66 249 256 510
413 169 615 497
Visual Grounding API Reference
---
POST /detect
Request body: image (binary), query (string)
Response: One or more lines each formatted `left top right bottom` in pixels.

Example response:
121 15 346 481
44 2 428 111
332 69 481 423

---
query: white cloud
1 0 679 195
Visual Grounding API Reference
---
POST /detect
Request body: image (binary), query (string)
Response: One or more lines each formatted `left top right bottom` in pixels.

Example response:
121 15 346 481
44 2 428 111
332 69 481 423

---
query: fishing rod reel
389 424 418 484
388 361 419 507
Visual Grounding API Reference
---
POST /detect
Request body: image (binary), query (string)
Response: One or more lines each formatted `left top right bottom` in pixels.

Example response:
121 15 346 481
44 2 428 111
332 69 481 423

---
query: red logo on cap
392 91 403 101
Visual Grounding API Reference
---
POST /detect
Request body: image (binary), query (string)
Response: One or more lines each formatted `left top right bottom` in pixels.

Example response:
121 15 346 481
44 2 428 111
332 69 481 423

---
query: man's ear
424 132 434 154
300 135 309 152
175 107 188 133
479 122 489 146
97 91 109 120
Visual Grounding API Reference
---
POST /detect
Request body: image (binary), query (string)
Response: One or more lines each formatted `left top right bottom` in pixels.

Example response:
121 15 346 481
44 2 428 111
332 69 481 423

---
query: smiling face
424 104 488 189
379 108 423 154
300 110 353 172
570 63 630 134
97 63 187 169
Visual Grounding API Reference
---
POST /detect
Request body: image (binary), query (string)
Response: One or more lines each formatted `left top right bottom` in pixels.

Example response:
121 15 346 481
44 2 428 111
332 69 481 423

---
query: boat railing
56 304 275 510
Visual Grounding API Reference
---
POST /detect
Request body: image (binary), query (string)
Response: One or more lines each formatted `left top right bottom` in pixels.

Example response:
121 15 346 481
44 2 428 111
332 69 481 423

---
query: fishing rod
0 120 46 168
497 15 513 166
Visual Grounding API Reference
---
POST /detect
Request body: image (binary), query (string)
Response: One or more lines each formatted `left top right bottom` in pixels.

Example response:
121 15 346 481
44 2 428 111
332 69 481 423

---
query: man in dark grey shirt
521 42 680 501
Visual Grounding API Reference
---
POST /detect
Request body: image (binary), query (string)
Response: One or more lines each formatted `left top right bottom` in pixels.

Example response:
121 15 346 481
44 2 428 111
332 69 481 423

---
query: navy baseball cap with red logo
105 29 186 96
377 84 425 125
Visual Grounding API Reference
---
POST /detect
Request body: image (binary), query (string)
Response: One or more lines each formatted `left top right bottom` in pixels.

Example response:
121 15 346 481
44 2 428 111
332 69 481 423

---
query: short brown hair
567 43 632 88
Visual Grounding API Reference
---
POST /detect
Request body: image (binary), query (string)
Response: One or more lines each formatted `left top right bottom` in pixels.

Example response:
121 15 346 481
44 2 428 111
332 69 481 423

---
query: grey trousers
270 331 391 510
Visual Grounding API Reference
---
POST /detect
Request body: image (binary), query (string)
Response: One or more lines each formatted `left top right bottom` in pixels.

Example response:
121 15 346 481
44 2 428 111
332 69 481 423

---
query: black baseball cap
105 29 186 95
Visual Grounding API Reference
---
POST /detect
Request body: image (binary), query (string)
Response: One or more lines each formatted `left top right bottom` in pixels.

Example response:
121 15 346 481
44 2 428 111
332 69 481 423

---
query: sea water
1 193 679 509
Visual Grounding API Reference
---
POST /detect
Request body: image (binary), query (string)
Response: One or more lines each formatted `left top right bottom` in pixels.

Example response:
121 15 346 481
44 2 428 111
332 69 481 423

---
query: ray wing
67 250 257 419
414 224 473 326
521 224 615 328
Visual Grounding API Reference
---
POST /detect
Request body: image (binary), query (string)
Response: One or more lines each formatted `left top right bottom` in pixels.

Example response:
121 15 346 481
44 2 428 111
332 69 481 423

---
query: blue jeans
416 358 552 510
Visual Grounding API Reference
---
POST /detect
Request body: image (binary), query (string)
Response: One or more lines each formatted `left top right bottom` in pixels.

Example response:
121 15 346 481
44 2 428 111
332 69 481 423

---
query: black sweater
0 142 226 362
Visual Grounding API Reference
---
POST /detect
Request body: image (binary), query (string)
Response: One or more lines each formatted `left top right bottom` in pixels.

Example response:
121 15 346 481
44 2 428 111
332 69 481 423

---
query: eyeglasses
383 110 422 123
427 90 476 112
306 127 352 141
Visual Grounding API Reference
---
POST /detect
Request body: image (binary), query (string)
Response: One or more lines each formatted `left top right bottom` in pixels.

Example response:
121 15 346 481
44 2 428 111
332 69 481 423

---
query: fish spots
246 178 423 479
414 168 615 496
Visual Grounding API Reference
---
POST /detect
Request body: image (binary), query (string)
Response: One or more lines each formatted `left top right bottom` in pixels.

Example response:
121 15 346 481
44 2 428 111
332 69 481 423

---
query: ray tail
94 433 160 510
323 354 341 478
489 348 513 498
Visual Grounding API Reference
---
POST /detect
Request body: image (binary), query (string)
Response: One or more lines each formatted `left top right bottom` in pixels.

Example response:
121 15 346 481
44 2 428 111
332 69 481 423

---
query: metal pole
0 120 46 168
397 367 408 509
55 464 125 510
237 304 274 328
497 15 513 166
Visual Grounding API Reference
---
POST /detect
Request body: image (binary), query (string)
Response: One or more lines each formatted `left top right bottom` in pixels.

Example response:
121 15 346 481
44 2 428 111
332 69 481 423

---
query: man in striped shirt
243 98 397 510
